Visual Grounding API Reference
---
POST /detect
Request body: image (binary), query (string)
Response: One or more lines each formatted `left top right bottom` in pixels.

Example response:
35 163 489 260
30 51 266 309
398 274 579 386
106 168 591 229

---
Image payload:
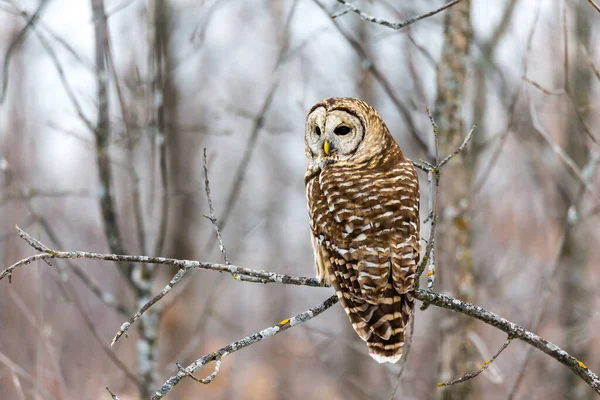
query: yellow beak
323 140 330 155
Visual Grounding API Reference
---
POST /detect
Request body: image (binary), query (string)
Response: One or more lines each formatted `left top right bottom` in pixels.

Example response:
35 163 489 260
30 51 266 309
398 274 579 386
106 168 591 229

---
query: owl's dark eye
334 125 351 136
315 126 321 136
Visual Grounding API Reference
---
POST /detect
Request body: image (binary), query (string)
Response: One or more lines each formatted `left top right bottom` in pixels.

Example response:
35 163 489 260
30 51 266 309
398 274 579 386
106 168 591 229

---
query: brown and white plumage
304 98 420 363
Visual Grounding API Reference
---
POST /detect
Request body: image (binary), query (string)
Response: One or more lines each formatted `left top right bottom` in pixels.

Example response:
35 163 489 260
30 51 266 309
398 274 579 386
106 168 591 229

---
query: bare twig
437 336 512 387
334 0 463 30
111 267 190 346
437 124 476 169
202 149 229 265
148 295 339 400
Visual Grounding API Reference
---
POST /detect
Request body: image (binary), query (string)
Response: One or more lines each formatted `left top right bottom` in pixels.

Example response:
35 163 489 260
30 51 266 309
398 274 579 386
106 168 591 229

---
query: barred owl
304 98 420 363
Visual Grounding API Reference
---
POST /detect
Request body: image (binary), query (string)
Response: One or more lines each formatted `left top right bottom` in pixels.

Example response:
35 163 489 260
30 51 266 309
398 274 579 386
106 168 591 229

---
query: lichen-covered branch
3 227 599 396
148 295 339 400
1 228 321 288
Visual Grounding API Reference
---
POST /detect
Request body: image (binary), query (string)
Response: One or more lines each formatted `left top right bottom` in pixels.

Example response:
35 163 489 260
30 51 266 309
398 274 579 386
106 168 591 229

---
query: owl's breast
313 162 419 249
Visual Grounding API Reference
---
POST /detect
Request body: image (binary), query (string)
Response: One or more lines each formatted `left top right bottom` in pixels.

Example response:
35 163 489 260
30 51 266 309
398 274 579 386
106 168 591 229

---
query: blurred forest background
1 0 600 399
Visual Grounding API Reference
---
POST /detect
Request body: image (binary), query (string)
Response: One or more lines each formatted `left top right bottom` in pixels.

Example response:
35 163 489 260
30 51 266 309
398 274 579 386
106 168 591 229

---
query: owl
304 98 420 363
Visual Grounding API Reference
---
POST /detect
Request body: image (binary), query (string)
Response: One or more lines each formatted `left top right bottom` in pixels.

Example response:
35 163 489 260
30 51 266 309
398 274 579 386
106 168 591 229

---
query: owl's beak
323 140 330 155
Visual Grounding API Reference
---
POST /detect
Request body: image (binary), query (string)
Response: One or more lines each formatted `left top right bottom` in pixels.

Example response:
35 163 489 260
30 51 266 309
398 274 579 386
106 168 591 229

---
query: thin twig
334 0 463 31
437 124 476 168
203 149 229 265
437 336 512 387
106 387 120 400
111 267 190 346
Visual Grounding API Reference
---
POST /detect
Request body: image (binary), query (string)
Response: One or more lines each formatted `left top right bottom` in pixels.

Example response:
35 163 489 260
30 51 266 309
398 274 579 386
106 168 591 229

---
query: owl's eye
334 125 351 136
315 126 321 136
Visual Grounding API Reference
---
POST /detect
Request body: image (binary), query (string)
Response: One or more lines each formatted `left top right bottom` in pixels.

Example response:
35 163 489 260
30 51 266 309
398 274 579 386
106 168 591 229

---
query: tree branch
148 295 339 400
334 0 463 31
2 228 599 396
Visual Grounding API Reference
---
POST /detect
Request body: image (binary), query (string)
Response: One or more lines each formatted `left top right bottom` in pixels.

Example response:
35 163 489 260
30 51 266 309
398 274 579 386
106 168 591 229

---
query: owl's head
304 97 394 169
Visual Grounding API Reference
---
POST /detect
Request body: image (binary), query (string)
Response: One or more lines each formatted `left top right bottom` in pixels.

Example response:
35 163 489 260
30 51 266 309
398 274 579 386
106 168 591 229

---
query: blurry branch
472 0 542 197
105 26 148 257
0 189 93 206
528 101 600 205
0 350 57 400
0 0 49 104
312 0 431 158
209 0 299 238
213 80 279 236
334 0 463 30
523 76 564 96
588 0 600 13
4 5 96 130
2 2 96 72
91 0 134 280
581 44 600 83
29 209 130 316
437 337 512 387
148 0 170 258
148 295 339 400
505 145 600 399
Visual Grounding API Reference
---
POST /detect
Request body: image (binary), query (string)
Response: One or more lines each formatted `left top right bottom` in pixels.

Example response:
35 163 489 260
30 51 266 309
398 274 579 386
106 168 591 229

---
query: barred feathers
305 98 420 363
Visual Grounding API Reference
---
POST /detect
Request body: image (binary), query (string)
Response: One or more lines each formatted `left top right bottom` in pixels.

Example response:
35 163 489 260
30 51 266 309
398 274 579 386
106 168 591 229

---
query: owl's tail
365 288 414 364
338 281 415 364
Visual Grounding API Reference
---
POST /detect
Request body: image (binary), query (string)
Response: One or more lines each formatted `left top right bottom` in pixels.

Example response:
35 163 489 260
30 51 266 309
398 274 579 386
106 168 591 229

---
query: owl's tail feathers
366 291 414 364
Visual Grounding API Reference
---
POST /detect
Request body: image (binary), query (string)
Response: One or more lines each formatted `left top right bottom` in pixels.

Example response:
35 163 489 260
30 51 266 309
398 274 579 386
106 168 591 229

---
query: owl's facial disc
305 108 364 167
